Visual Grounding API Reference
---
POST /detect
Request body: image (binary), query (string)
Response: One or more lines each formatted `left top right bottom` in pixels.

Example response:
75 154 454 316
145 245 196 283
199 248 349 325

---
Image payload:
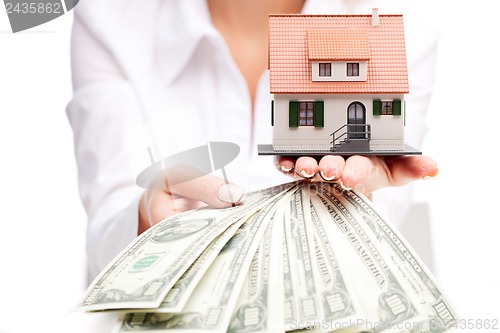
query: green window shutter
271 100 274 126
314 101 324 127
289 101 299 127
373 99 382 116
393 99 401 116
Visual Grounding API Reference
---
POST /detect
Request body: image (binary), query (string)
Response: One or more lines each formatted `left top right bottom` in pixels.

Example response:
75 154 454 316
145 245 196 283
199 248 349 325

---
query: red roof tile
268 14 409 94
308 29 370 61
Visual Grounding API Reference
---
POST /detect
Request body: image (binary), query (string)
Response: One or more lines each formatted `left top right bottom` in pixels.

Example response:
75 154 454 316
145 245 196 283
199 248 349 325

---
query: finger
294 156 319 179
341 155 375 189
318 155 345 181
144 189 184 225
386 155 438 186
139 189 176 228
274 155 296 174
141 189 209 229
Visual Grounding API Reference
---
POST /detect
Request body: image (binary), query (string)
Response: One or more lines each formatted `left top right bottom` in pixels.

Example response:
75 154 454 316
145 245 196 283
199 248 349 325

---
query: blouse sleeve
67 11 150 282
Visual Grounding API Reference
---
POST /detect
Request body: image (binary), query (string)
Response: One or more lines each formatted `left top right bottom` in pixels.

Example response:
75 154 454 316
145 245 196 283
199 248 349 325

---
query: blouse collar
156 0 326 84
157 0 220 84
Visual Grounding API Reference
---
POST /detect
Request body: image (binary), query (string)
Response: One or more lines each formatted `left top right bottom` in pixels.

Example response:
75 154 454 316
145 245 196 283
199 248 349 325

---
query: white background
0 7 89 333
0 1 499 332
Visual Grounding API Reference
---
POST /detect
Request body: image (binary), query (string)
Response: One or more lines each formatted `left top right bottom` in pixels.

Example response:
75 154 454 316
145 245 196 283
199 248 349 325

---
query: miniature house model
258 10 420 156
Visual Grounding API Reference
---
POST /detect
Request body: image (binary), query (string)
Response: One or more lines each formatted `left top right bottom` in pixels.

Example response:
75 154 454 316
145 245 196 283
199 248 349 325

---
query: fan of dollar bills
78 181 459 333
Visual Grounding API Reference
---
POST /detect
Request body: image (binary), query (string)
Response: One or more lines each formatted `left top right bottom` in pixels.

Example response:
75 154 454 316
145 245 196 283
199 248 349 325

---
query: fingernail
339 180 352 191
423 175 436 180
281 165 293 173
320 170 336 181
299 170 315 179
217 184 243 203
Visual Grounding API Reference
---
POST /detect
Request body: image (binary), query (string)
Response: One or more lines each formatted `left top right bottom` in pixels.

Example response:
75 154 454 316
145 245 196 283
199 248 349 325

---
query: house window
382 101 393 115
289 101 324 127
373 99 402 116
299 102 314 126
347 63 359 77
319 63 331 77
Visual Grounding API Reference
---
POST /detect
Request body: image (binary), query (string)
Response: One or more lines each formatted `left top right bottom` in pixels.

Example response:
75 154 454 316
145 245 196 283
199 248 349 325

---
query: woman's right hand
138 168 243 235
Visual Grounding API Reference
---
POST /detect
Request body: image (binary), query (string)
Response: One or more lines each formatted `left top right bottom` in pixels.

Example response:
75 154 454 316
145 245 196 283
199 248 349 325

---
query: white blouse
67 0 439 281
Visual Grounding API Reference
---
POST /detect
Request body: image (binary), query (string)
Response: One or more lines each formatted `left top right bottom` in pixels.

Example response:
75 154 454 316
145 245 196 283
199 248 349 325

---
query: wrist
138 191 150 235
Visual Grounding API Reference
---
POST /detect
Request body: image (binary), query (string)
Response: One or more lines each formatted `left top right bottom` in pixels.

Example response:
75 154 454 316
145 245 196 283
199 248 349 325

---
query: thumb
164 166 243 208
139 171 243 232
386 155 438 186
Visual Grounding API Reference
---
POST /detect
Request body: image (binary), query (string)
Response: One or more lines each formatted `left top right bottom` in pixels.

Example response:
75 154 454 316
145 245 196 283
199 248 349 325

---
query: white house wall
273 94 405 151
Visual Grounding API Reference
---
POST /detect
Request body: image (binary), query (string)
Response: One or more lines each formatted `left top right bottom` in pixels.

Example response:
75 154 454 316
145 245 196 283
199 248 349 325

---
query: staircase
330 124 371 153
331 138 370 152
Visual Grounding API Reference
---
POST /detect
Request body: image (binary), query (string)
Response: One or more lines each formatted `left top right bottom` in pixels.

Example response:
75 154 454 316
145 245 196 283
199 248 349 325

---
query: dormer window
319 63 331 77
311 61 366 82
347 63 360 77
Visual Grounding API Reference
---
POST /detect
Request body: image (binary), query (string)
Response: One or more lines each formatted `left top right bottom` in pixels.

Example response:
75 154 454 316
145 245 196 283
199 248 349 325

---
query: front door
347 102 366 139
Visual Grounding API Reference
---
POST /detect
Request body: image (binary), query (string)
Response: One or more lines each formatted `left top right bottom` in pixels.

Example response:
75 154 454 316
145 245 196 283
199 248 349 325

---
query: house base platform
257 144 421 156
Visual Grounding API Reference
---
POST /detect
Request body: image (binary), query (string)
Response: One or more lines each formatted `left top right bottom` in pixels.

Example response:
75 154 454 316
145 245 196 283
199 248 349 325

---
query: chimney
372 8 379 27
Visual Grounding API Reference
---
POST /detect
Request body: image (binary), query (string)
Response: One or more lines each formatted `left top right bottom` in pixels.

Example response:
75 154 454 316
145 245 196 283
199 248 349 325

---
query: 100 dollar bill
311 184 426 332
283 188 324 327
228 204 285 333
114 192 291 332
336 185 459 332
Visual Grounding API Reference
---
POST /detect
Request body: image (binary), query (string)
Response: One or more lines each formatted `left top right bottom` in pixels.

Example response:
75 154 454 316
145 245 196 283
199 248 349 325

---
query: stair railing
330 124 371 149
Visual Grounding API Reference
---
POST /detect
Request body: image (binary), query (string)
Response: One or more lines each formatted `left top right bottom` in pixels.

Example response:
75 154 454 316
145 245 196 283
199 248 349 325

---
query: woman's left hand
275 155 438 197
